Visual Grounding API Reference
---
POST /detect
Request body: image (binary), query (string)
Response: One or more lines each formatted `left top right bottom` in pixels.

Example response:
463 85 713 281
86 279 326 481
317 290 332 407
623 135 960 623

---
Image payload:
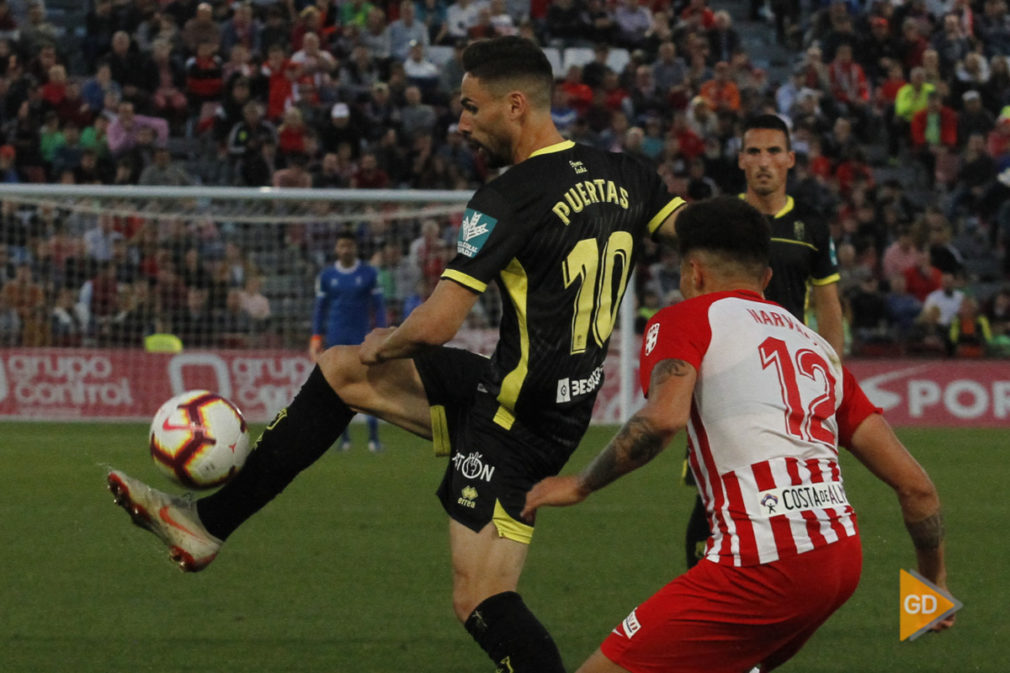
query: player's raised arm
522 358 695 519
844 413 954 631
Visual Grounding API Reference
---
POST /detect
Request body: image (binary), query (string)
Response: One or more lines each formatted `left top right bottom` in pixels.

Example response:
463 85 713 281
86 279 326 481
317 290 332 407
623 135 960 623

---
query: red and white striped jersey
640 290 878 566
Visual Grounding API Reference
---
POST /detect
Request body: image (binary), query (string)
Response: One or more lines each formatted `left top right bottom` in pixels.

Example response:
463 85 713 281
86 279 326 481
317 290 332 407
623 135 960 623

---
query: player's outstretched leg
107 365 350 571
109 345 431 571
107 470 223 572
196 364 353 541
197 342 430 545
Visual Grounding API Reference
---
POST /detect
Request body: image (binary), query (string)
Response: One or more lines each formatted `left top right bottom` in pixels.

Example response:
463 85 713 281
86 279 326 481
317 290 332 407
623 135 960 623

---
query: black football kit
415 139 683 536
762 195 840 320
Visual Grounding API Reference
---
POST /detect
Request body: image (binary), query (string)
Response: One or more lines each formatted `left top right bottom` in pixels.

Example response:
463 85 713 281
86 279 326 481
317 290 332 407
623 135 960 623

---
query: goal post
0 183 642 423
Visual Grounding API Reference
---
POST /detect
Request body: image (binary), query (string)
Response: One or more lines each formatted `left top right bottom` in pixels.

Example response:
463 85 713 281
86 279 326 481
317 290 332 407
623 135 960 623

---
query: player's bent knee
451 574 502 623
451 574 522 623
452 593 473 623
316 346 367 396
452 578 483 622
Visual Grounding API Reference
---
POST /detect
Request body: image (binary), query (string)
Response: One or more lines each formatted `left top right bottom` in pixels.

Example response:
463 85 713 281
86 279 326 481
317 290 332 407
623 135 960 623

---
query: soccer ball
149 390 250 489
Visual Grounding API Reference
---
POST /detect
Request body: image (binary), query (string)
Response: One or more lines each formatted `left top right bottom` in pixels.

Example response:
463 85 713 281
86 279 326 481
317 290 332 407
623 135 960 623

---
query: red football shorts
600 535 862 673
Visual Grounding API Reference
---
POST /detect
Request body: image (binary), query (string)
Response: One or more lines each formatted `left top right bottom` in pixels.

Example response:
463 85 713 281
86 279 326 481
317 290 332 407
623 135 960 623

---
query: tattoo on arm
649 358 692 391
579 359 689 493
906 510 945 550
581 416 666 493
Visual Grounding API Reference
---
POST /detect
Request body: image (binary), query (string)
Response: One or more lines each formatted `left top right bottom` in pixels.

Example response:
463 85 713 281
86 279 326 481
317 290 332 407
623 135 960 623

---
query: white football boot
107 470 222 572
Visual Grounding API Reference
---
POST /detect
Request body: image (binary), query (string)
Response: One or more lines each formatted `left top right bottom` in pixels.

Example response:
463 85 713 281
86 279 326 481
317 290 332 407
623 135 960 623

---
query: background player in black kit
682 113 846 568
107 36 686 673
738 114 843 353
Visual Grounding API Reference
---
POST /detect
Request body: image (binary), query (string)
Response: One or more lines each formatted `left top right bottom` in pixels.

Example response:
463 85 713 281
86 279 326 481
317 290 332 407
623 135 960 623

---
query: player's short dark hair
741 113 792 151
461 36 554 107
676 197 770 275
336 229 357 244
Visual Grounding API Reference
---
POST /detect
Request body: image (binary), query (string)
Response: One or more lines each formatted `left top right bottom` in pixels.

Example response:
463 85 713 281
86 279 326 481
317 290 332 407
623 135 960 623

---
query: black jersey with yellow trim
443 140 681 449
747 195 840 321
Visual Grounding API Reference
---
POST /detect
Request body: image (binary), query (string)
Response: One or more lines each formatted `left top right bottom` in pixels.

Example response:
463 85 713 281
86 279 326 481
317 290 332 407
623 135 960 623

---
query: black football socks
197 366 352 539
464 591 565 673
685 493 709 569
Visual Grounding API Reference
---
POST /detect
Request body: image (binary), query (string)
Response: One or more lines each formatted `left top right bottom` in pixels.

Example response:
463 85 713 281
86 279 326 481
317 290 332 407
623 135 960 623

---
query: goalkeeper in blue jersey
309 231 387 451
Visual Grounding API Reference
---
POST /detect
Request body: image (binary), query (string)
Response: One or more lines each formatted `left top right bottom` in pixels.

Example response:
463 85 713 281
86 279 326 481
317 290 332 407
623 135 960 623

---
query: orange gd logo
899 569 962 641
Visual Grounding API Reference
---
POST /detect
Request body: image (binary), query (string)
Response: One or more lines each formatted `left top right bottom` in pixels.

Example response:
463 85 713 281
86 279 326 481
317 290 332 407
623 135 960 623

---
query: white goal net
0 184 640 423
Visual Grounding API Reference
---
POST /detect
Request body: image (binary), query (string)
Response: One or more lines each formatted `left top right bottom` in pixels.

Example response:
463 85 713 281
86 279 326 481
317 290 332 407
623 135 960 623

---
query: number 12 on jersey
562 232 634 355
759 336 838 447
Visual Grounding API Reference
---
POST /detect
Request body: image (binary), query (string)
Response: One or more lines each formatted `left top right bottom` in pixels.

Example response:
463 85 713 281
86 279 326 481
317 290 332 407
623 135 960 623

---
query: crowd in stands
0 0 1009 357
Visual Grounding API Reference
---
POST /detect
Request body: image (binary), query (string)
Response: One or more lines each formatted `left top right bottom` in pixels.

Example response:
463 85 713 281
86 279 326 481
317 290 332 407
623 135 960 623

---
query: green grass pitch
1 421 1004 672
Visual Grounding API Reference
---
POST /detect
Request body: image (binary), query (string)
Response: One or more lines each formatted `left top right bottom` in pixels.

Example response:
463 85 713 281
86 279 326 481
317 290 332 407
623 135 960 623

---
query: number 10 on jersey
563 232 634 355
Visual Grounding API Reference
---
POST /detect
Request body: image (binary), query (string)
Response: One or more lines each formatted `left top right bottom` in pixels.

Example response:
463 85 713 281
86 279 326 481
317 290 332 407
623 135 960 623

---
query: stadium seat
606 48 631 74
560 47 631 76
562 47 596 73
542 47 563 78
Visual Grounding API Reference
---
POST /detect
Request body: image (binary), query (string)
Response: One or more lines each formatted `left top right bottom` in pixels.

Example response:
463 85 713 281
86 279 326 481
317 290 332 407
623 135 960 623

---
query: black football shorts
413 346 565 544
